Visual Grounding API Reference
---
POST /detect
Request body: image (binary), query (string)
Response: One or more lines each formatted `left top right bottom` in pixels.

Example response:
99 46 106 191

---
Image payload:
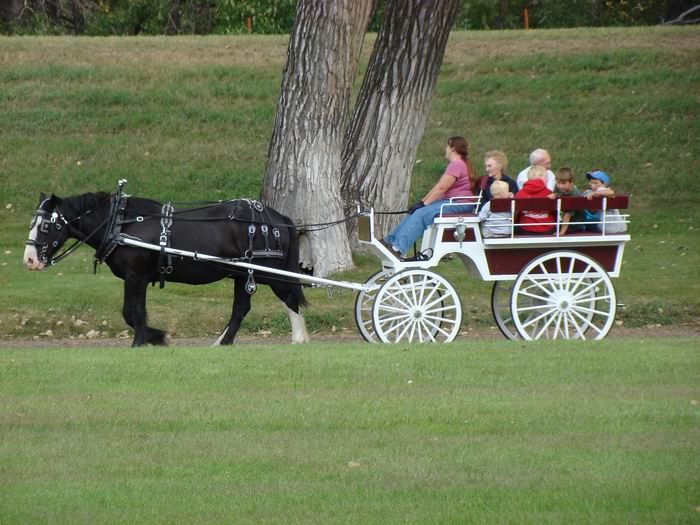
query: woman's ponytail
448 136 477 191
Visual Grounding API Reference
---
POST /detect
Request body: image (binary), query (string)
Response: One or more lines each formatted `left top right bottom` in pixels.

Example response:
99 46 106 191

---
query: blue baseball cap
586 170 609 185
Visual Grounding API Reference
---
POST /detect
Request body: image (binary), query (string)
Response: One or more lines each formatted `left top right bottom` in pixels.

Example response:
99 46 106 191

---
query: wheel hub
551 290 575 312
412 309 423 320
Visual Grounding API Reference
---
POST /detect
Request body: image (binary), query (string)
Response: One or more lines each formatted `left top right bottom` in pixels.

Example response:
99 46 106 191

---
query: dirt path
1 325 697 348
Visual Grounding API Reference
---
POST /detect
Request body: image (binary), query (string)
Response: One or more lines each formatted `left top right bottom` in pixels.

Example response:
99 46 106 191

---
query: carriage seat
485 195 629 239
488 195 629 213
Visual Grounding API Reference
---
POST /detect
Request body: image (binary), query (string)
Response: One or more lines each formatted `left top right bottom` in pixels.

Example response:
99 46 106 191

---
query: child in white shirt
479 180 512 238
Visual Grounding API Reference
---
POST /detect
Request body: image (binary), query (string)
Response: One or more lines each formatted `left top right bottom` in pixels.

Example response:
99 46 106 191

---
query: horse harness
94 189 129 271
93 191 286 294
158 202 174 288
239 199 285 295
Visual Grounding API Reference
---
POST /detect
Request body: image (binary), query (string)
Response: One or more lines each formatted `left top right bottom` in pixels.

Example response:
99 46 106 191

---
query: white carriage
353 194 630 343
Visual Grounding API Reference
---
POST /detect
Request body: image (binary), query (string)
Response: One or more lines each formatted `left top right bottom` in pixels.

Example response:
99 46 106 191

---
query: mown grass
0 27 699 339
1 339 698 523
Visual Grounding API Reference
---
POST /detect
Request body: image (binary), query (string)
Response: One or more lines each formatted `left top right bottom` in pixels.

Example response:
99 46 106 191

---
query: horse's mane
60 191 111 217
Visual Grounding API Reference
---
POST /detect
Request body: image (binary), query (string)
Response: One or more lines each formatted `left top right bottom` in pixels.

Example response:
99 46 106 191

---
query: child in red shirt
515 165 556 234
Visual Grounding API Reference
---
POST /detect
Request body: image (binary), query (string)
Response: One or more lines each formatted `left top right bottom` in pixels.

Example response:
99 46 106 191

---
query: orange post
523 8 529 30
247 17 252 33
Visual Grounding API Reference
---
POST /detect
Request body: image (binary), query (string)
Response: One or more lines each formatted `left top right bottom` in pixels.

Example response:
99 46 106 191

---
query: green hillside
0 27 698 339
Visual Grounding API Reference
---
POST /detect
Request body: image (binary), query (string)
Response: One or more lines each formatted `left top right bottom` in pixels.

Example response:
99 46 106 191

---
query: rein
50 216 111 265
121 206 409 233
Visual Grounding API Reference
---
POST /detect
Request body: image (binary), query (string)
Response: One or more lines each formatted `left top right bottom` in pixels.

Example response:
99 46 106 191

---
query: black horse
23 190 309 346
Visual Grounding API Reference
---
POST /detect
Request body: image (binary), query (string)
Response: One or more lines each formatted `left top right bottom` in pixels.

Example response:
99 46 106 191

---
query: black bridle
26 196 111 266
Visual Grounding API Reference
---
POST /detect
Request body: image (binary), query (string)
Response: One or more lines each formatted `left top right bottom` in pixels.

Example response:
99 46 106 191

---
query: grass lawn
1 338 699 523
0 27 699 338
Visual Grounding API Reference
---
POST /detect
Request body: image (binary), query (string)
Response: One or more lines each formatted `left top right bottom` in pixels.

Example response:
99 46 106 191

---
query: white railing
483 197 629 239
438 195 482 218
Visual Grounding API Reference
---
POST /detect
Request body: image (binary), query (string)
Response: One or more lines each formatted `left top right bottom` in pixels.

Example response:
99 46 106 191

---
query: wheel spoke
417 275 429 309
563 312 571 339
425 304 457 315
395 283 415 308
534 309 559 339
571 294 611 305
378 312 412 324
407 321 417 343
566 311 586 339
380 316 410 335
552 311 564 339
395 319 414 343
409 274 418 307
419 282 441 309
383 289 412 310
538 262 559 293
515 303 555 313
424 289 452 310
526 275 557 297
425 314 456 324
568 264 593 296
516 289 553 303
416 320 425 342
572 305 612 317
521 307 557 329
376 305 413 314
420 321 437 342
569 308 603 335
422 318 451 338
572 277 606 300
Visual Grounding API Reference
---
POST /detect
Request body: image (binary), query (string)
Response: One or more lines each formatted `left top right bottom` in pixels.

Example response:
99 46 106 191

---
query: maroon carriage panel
485 246 619 275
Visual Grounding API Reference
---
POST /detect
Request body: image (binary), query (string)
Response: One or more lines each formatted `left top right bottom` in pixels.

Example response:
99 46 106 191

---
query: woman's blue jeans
384 200 475 256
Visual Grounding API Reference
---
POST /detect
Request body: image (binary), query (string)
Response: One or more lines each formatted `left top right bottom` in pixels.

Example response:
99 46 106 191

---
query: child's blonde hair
527 165 547 180
490 180 509 198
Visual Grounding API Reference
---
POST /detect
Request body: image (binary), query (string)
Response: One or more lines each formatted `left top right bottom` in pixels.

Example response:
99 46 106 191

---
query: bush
0 0 677 36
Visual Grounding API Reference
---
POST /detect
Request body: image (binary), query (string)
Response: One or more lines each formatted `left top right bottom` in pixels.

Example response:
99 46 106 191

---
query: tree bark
262 0 373 276
341 0 459 248
0 0 22 23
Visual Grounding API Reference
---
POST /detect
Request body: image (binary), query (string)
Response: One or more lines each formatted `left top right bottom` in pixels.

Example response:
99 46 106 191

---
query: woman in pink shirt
383 136 476 258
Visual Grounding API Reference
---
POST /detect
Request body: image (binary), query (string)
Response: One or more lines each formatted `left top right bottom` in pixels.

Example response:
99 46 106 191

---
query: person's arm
559 212 571 235
421 174 456 205
588 187 615 199
478 202 490 222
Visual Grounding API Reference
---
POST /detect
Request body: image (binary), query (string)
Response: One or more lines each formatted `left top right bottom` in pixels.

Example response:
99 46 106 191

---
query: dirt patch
1 324 697 348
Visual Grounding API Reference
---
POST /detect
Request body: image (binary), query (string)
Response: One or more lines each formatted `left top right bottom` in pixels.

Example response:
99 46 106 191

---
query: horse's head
23 193 71 271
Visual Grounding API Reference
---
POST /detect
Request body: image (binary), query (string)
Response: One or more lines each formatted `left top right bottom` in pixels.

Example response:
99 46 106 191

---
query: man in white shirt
515 148 556 190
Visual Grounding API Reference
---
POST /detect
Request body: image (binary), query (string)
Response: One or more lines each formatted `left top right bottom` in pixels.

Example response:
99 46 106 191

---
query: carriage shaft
118 236 373 292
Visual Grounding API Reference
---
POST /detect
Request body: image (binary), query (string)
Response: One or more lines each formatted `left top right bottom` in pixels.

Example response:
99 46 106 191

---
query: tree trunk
0 0 22 23
341 0 459 248
262 0 373 276
71 0 86 35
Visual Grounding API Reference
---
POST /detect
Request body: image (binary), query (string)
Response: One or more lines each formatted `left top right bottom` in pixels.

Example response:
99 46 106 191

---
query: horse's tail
284 216 308 308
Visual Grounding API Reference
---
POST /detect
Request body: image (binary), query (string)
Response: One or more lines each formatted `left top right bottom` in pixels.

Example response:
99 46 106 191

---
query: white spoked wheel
371 269 462 344
510 251 616 340
491 281 519 340
354 269 392 343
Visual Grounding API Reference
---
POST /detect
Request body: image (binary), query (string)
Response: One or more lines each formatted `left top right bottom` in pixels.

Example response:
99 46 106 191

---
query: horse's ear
39 192 46 204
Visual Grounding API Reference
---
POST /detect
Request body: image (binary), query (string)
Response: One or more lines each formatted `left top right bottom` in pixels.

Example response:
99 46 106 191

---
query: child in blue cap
583 170 626 233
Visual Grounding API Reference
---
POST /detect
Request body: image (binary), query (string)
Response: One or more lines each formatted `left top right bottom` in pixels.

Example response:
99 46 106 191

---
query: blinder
26 200 69 265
